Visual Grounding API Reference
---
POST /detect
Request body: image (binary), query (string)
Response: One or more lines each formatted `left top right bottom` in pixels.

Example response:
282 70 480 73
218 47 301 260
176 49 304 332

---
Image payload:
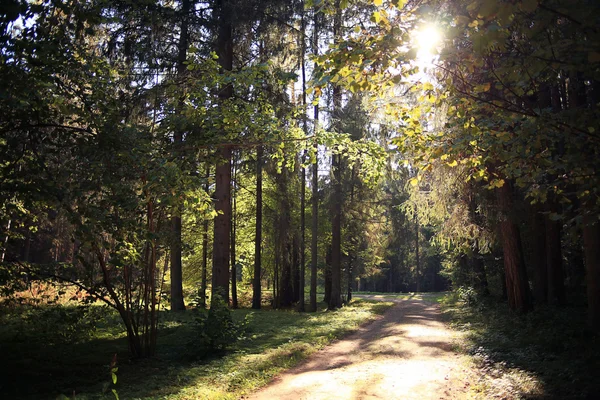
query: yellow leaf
409 177 419 187
373 11 381 23
447 160 458 167
374 0 383 6
588 127 596 133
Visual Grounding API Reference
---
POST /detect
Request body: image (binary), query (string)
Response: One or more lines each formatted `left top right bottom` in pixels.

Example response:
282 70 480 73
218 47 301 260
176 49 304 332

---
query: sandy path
246 296 472 400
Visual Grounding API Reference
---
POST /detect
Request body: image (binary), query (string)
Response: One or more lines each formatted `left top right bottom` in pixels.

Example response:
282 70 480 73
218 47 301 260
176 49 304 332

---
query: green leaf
112 372 117 385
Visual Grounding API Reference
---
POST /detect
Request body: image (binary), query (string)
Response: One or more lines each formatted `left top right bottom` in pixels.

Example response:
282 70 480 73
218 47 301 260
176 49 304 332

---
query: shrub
189 295 251 358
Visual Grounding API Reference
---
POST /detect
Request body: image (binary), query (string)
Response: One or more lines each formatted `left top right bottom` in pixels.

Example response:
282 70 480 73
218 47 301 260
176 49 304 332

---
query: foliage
0 303 102 345
0 299 392 399
443 294 600 399
189 295 251 357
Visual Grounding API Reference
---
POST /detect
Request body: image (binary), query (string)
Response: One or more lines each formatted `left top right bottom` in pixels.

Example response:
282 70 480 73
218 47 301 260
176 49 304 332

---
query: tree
211 0 234 306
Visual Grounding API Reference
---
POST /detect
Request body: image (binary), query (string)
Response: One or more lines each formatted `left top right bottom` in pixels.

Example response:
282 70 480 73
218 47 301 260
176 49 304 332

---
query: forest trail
246 295 474 400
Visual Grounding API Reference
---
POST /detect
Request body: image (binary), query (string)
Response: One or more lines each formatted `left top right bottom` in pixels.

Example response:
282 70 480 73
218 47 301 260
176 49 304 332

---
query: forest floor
247 294 475 400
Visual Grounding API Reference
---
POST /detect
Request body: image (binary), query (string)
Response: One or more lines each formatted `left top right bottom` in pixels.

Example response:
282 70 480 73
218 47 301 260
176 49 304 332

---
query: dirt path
247 296 473 400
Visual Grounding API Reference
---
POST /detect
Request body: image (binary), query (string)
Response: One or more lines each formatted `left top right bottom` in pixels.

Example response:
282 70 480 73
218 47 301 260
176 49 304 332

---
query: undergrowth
1 298 393 399
442 293 600 399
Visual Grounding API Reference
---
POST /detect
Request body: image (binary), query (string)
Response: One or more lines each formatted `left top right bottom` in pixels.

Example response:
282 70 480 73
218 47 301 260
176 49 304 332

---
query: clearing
247 294 473 400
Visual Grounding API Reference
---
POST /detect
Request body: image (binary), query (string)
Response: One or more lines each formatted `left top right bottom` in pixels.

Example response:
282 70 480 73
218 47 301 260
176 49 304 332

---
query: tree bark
324 245 332 305
230 152 238 309
278 167 294 308
211 0 233 306
546 200 565 305
309 6 320 313
471 251 489 296
292 231 300 303
170 0 192 312
328 0 343 310
415 211 420 293
298 5 307 313
200 163 210 308
496 181 530 312
252 147 263 309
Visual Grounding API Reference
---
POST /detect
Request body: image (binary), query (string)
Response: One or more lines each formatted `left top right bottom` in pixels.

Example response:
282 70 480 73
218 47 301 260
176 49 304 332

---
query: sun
414 25 441 55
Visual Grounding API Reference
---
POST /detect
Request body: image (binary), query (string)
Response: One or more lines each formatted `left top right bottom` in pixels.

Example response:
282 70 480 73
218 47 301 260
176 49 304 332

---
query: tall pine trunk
200 163 210 308
309 7 320 313
297 4 307 312
328 0 343 309
496 181 530 312
545 202 565 306
252 147 263 309
212 0 233 306
415 211 420 292
277 167 294 308
170 0 192 312
230 152 238 309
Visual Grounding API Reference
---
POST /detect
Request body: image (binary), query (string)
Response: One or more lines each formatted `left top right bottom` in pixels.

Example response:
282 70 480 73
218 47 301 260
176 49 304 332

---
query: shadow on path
247 297 472 400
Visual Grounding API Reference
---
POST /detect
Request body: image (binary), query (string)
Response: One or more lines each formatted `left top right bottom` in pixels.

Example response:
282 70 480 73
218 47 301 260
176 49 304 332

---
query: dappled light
250 298 477 400
1 0 598 398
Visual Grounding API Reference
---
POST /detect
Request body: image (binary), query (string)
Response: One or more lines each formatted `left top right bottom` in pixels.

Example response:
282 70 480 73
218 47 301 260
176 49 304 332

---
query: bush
456 286 479 305
2 304 102 345
189 295 251 358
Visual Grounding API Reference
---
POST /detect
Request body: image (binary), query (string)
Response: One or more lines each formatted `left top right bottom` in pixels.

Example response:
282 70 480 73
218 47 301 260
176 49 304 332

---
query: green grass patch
354 291 448 303
1 299 394 399
441 294 600 399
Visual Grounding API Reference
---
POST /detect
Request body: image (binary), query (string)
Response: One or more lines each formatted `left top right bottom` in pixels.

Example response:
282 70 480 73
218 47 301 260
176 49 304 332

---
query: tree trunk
546 200 565 305
169 0 192 312
324 245 332 305
309 6 320 313
347 255 353 302
496 181 530 312
211 0 233 306
415 212 420 293
252 147 263 309
0 219 10 262
471 250 489 296
583 215 600 331
328 0 343 310
297 5 307 313
278 167 294 308
230 153 238 309
274 238 280 309
292 232 300 303
299 158 306 311
200 163 210 309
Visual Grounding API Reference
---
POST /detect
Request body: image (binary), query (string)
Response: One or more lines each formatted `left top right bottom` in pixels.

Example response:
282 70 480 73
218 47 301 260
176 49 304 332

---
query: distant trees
315 0 600 328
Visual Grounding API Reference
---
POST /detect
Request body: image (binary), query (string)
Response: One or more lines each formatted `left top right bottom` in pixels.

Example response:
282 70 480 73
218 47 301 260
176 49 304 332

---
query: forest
1 0 599 399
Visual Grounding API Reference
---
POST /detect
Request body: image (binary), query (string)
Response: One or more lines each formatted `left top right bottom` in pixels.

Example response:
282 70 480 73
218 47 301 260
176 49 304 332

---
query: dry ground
247 296 475 400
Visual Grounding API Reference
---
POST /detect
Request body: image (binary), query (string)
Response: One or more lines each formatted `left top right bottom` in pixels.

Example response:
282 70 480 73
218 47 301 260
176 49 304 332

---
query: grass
353 291 448 303
440 293 600 399
1 298 394 400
